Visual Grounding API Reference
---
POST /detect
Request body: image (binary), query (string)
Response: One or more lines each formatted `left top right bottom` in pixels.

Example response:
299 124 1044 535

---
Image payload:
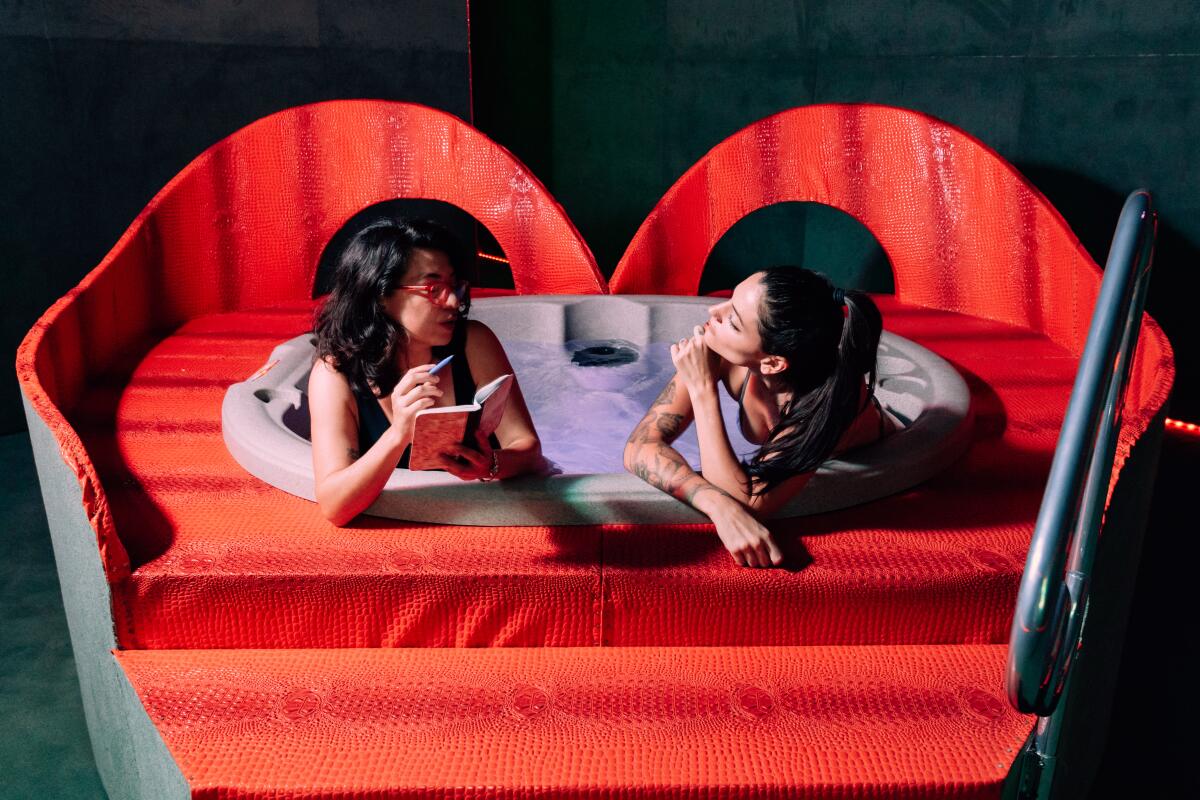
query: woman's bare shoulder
311 355 346 379
309 356 354 399
463 318 501 344
463 320 510 361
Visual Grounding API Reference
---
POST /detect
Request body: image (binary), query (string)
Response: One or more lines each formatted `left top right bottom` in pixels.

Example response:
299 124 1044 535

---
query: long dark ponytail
313 217 468 397
746 266 883 494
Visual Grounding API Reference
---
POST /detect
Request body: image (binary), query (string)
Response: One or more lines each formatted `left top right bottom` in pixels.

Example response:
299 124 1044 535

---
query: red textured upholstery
18 100 1173 798
610 104 1173 509
82 297 1056 649
117 644 1033 798
17 101 603 583
19 102 1172 651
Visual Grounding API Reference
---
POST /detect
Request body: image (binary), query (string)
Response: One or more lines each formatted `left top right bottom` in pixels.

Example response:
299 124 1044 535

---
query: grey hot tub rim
221 295 974 525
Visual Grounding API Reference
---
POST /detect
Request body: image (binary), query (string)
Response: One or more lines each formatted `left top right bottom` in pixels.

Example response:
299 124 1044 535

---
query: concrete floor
1 427 1195 799
1 432 106 798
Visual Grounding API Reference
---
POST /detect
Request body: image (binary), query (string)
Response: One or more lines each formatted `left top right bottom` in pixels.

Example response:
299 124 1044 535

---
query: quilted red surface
76 296 1059 650
117 644 1033 798
16 102 1173 594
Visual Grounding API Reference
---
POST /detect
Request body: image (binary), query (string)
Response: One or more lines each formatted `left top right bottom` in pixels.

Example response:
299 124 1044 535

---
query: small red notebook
407 373 513 471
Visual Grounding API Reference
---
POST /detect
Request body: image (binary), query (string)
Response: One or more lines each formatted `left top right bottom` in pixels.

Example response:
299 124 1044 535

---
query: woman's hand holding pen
389 363 442 445
671 323 720 396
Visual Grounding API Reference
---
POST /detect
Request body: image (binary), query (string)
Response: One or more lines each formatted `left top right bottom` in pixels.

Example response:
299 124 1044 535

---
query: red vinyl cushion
16 101 604 583
83 296 1062 649
117 644 1033 799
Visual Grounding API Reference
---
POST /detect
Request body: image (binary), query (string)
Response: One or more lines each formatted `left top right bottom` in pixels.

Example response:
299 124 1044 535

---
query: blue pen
429 354 454 376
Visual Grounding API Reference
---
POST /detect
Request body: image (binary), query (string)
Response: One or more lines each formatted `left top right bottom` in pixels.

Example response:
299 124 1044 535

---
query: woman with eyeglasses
308 217 543 525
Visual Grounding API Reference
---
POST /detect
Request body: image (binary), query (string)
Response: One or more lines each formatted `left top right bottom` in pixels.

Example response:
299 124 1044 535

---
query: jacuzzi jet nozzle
570 341 639 368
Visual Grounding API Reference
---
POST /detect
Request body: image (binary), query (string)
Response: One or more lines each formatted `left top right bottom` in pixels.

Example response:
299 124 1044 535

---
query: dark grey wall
2 1 470 434
8 2 1197 423
473 0 1200 418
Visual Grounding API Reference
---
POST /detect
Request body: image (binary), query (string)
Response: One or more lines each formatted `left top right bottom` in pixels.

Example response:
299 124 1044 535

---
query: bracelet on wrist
480 449 501 482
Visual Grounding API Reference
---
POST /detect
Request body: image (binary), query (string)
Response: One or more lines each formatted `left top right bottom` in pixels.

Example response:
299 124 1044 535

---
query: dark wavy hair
746 266 883 494
313 217 469 398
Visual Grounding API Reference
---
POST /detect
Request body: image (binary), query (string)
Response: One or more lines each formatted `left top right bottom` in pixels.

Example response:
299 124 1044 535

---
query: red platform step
118 644 1034 799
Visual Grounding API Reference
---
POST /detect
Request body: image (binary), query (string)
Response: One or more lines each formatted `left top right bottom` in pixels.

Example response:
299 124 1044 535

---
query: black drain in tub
570 340 639 367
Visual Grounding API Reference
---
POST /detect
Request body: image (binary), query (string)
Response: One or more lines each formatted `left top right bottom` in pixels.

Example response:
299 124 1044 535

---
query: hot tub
223 295 973 525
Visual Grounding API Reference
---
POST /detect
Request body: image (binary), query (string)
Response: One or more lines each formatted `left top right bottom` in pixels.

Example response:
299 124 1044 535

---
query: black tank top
353 322 478 468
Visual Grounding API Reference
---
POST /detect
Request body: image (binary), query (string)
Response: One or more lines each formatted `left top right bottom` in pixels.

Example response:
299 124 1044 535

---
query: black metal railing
1005 190 1157 795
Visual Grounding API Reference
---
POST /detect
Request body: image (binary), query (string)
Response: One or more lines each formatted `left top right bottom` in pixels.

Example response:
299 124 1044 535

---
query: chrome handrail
1007 189 1157 718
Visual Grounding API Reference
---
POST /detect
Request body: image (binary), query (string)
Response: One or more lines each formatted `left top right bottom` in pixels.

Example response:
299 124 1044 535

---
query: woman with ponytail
308 218 543 526
623 267 894 568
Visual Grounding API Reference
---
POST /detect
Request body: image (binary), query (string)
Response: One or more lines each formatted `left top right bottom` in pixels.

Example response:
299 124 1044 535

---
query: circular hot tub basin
222 296 973 525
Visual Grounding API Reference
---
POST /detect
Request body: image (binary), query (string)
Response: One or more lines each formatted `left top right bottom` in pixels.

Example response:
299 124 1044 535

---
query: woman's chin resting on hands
623 266 888 568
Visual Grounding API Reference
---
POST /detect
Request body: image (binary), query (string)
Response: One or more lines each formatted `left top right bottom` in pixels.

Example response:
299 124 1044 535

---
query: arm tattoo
627 412 656 446
646 444 691 494
685 482 734 507
652 379 676 407
628 409 683 446
626 377 724 511
627 438 720 511
655 412 685 443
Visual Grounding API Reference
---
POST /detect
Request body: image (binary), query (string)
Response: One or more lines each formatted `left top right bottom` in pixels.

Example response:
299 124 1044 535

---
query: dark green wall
1 1 470 435
473 0 1199 417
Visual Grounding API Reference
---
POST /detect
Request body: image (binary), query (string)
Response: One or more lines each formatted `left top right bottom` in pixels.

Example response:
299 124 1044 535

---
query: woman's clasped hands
670 323 720 394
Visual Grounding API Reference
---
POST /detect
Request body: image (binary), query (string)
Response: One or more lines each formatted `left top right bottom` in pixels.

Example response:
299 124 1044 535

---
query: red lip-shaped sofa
17 100 1172 799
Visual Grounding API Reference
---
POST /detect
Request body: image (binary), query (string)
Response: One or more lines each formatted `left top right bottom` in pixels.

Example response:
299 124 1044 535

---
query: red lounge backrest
610 103 1172 501
613 105 1093 345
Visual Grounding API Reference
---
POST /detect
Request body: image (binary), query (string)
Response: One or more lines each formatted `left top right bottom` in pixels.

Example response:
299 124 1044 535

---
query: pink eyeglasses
396 279 470 312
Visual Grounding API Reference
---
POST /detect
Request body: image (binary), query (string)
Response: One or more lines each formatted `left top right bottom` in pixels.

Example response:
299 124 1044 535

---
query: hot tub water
506 340 757 475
